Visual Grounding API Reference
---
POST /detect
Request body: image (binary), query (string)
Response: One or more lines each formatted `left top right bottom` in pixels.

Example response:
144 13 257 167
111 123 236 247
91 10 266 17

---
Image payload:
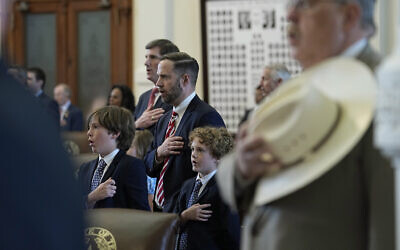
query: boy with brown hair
78 106 149 210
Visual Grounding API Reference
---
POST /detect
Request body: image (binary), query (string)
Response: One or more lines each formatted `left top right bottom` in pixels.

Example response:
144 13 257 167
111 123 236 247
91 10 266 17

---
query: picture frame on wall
200 0 301 132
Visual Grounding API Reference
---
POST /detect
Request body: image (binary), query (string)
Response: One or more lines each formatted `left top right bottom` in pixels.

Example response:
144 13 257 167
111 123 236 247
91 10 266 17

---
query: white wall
377 0 399 56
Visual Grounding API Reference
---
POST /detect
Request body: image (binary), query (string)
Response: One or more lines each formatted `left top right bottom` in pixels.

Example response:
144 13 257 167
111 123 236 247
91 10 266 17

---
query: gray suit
217 44 395 250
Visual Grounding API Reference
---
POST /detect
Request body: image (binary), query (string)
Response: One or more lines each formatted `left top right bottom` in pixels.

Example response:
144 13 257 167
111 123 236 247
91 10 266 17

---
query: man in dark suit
27 67 60 126
78 106 149 210
134 39 179 134
144 52 225 212
217 0 394 250
54 83 84 131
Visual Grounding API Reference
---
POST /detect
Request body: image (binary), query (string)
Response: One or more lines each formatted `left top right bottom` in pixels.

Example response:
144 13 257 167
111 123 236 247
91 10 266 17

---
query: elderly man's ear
342 2 362 32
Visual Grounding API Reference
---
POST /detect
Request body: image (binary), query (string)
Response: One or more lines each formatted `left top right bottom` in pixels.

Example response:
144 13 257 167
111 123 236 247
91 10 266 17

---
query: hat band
284 103 342 168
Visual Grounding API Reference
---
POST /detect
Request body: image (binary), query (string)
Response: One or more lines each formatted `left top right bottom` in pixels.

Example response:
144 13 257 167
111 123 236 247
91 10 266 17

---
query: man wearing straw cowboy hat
217 0 394 250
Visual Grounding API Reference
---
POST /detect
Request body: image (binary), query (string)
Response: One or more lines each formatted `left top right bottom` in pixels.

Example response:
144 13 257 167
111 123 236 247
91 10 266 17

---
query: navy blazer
134 88 172 134
174 176 240 250
61 104 84 131
144 95 225 212
38 91 60 127
78 150 150 210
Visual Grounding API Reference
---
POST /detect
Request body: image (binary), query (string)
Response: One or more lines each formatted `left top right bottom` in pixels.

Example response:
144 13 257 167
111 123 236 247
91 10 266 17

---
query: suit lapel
154 96 163 109
86 159 99 192
185 178 197 204
160 110 172 141
174 95 200 136
101 150 124 182
195 176 216 203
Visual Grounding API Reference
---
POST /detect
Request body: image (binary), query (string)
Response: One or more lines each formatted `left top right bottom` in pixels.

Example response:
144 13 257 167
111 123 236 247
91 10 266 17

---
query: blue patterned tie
90 159 107 191
179 179 202 250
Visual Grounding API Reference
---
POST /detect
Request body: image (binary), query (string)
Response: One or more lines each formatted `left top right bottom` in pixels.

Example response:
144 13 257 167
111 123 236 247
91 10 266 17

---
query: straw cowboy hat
248 57 377 206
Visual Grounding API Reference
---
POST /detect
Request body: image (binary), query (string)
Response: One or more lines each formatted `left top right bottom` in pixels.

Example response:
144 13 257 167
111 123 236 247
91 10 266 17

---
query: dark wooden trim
67 1 105 104
110 0 132 87
7 0 132 104
200 0 209 103
57 0 68 85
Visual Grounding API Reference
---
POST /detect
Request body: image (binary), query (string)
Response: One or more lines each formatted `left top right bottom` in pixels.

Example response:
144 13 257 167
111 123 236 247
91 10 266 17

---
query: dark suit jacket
37 91 60 127
144 95 225 212
227 44 394 250
61 104 84 131
78 150 150 210
0 61 84 249
174 176 240 250
134 88 172 134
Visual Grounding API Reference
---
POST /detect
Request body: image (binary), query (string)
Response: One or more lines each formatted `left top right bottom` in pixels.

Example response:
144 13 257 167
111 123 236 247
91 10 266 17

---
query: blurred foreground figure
0 1 84 249
0 61 84 249
374 26 400 249
217 0 394 249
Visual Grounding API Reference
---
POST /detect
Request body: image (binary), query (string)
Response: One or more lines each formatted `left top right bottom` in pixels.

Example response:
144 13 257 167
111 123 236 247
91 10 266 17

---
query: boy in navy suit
174 127 240 250
78 106 149 210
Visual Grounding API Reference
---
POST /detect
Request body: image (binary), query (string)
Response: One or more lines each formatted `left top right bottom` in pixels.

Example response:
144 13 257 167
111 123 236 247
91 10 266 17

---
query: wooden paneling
6 0 132 105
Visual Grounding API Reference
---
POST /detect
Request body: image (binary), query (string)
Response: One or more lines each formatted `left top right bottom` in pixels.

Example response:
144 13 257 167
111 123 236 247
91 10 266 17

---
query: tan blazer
217 44 395 250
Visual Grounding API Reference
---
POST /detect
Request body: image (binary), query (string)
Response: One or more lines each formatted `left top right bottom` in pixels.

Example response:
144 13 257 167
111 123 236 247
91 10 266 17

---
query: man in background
134 39 179 134
54 83 84 131
27 67 60 126
239 64 291 126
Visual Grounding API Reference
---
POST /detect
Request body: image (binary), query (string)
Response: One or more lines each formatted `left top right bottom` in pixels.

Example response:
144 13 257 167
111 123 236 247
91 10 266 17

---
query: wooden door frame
6 0 132 104
8 0 67 82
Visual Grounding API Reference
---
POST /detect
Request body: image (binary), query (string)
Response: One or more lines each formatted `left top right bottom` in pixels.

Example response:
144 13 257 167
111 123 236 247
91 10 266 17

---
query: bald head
54 84 72 106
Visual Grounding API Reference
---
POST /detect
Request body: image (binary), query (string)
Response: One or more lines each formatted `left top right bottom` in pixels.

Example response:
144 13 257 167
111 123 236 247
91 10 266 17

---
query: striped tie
155 111 179 208
147 87 159 109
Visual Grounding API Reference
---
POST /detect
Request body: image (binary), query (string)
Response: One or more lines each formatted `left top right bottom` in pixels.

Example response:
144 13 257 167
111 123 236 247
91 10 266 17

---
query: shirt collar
196 169 217 186
341 38 367 58
99 148 120 166
35 89 43 97
61 100 71 111
173 91 196 118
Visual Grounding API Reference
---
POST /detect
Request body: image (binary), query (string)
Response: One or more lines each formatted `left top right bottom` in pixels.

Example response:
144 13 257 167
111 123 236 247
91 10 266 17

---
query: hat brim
250 57 377 206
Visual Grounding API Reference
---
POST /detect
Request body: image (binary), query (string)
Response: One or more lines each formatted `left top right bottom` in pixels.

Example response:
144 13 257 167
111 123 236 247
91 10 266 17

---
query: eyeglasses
287 0 347 11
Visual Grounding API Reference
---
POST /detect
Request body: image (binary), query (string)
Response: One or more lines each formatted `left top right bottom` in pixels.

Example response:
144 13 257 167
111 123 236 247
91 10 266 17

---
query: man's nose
156 78 162 87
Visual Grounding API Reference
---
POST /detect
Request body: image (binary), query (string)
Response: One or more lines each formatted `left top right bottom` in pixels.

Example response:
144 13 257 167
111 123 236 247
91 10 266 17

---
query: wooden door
6 0 132 116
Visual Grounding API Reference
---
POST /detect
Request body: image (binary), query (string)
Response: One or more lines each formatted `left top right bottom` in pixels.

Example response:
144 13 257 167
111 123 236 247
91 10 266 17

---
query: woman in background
108 84 135 114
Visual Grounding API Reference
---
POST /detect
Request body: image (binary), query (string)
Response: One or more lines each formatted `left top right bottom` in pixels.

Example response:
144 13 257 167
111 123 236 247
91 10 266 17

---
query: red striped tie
155 111 179 208
147 87 159 109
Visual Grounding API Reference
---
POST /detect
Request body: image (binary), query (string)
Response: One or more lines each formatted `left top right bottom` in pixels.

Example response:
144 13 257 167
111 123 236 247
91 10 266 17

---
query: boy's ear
110 131 121 139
